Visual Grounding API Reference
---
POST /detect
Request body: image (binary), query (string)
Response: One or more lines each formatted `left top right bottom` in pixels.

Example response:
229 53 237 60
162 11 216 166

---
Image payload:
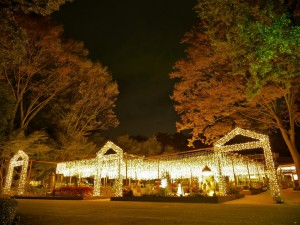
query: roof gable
214 127 269 152
96 141 123 158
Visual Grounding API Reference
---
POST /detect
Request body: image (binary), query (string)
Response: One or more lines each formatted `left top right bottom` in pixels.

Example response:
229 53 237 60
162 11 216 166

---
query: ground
16 189 300 225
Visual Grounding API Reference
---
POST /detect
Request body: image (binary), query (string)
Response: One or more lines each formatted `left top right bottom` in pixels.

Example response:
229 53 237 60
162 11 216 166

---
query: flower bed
55 186 93 197
111 194 244 203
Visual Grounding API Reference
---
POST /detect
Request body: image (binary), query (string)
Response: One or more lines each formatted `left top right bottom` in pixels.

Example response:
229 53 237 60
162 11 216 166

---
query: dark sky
53 0 198 137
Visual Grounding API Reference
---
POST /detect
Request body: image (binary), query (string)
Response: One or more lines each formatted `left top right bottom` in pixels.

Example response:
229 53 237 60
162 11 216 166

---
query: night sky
52 0 198 137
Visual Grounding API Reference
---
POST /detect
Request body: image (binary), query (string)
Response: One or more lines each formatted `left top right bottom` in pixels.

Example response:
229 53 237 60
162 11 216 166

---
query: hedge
0 197 19 225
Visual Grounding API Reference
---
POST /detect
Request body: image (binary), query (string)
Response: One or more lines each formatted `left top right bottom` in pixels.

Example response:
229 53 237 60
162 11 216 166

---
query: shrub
56 186 93 197
0 196 18 225
123 190 133 197
156 187 168 196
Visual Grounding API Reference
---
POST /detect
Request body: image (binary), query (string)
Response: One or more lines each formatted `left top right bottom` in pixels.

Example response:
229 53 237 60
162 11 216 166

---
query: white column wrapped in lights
93 156 102 196
3 150 29 195
215 152 227 196
214 127 281 202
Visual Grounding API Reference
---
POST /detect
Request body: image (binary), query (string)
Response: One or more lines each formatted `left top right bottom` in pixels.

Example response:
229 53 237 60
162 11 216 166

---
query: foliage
0 0 72 16
115 135 163 156
0 12 119 165
156 132 190 152
56 136 98 161
113 133 197 156
0 131 53 189
0 0 71 75
57 186 93 197
0 0 74 136
53 61 119 138
0 10 26 76
2 15 77 132
0 83 15 135
171 0 300 181
0 0 119 193
194 0 300 97
171 0 300 142
29 162 57 184
171 25 247 145
0 197 18 225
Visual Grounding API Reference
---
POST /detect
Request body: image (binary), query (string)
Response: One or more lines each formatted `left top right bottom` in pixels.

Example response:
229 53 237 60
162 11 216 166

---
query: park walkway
223 188 300 205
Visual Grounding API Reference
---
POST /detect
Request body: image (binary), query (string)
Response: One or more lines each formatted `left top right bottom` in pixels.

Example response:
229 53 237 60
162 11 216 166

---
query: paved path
223 188 300 205
16 189 300 225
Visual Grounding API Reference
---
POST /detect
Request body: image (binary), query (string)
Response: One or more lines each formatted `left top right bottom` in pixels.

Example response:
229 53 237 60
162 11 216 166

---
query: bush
56 186 93 197
156 187 168 196
0 197 18 225
227 186 241 194
123 190 133 197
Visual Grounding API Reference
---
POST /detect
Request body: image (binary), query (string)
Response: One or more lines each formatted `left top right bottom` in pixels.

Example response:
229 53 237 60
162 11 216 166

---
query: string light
3 150 29 195
51 128 280 202
214 127 281 201
94 141 124 197
56 141 267 197
4 129 278 201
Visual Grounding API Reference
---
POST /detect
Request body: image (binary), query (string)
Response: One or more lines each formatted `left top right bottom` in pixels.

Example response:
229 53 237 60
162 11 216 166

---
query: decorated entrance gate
3 150 29 195
214 127 281 201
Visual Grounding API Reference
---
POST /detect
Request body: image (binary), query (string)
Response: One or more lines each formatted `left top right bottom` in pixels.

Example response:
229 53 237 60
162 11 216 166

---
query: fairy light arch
214 127 281 201
3 150 29 195
93 141 124 197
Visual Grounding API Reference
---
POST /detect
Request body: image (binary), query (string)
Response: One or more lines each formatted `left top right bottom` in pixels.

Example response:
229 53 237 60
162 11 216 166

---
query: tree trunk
279 127 300 188
270 93 300 189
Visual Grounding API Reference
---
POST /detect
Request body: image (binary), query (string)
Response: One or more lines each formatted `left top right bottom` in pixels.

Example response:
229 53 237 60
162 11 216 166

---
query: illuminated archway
3 150 29 195
93 141 124 197
214 127 281 201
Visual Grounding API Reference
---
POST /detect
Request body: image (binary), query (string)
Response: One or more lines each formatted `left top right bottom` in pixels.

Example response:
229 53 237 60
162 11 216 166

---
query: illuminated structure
277 163 298 188
3 150 29 195
55 128 281 201
214 127 281 201
4 128 280 201
56 141 124 197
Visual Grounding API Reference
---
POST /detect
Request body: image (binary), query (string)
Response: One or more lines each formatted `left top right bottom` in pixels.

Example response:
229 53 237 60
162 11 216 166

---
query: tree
115 135 163 156
0 0 71 77
0 83 15 135
1 15 75 135
0 131 52 189
1 14 119 137
0 0 73 135
0 3 120 185
54 62 119 138
156 132 190 153
43 42 119 161
0 0 71 191
142 136 163 156
171 0 300 182
171 25 247 145
0 0 72 16
115 135 143 155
